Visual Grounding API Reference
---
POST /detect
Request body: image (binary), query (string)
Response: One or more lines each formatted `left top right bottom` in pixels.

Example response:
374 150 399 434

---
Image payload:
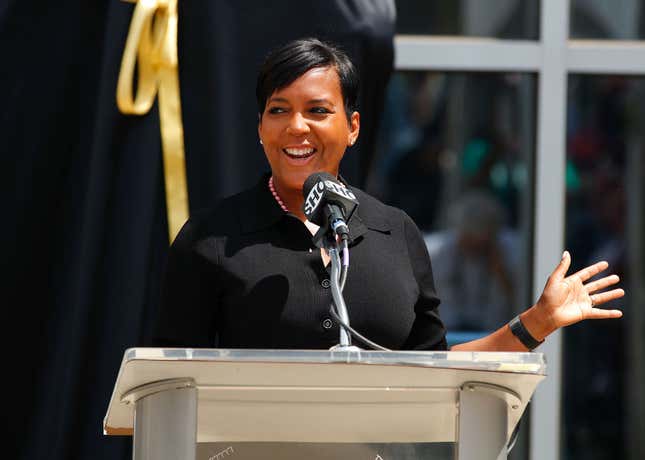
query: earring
260 139 263 145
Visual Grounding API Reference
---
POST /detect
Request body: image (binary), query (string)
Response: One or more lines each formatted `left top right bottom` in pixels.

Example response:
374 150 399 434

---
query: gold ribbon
117 0 188 243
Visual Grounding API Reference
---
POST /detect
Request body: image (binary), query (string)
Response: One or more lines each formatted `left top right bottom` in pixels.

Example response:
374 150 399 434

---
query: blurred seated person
425 191 519 332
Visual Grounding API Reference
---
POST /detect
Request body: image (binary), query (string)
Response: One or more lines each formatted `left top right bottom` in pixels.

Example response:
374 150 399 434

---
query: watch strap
509 315 544 350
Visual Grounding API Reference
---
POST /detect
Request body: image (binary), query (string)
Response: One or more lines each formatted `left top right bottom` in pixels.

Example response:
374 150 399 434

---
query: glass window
368 70 536 459
395 0 540 39
570 0 645 39
368 71 536 339
564 75 645 460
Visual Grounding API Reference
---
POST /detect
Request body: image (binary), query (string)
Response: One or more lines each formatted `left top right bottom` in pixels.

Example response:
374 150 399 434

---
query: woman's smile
283 144 317 161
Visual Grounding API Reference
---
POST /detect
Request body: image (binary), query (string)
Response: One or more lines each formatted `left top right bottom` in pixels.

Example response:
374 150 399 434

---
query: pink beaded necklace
268 176 289 212
269 176 328 259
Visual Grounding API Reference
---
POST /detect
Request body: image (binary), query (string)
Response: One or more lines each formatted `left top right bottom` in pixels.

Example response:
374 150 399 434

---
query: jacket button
321 278 331 288
322 318 334 329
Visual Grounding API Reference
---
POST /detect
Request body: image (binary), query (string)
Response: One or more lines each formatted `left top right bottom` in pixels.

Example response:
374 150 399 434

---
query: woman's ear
348 111 360 146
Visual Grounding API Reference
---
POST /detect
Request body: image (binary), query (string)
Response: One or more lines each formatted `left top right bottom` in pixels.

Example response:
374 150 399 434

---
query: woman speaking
153 38 623 352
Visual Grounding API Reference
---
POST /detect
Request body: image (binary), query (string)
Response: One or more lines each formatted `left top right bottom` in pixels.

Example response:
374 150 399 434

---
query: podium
104 348 545 460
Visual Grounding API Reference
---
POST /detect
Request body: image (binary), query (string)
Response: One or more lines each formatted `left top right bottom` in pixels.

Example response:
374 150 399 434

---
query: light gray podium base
458 383 516 460
125 382 512 460
124 379 197 460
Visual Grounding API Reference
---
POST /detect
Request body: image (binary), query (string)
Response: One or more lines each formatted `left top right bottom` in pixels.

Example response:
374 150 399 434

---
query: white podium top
104 348 546 443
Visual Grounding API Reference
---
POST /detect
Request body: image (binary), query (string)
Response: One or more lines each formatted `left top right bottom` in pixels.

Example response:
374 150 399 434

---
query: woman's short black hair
256 38 359 120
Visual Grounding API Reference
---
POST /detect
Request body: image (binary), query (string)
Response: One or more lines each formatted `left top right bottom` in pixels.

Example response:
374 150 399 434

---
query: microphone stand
310 204 359 351
326 237 361 351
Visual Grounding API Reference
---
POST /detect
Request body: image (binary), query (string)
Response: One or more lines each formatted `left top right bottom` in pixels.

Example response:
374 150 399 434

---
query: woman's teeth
283 147 316 158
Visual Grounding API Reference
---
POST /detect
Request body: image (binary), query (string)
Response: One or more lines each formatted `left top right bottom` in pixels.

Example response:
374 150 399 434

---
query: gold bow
117 0 188 243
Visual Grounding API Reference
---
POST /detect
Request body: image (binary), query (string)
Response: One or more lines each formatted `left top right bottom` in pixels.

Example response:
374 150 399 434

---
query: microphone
302 172 359 241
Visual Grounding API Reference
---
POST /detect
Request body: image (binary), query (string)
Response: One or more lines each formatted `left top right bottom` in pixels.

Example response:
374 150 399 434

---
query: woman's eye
310 107 331 114
268 107 286 114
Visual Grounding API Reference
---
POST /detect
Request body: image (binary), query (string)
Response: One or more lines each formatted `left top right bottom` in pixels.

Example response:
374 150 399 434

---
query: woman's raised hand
534 250 624 334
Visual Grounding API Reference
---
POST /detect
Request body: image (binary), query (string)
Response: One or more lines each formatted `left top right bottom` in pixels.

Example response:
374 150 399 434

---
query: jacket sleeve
151 214 219 347
401 211 448 350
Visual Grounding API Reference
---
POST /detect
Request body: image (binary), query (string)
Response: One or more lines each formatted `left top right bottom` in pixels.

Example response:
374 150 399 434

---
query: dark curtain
6 1 394 459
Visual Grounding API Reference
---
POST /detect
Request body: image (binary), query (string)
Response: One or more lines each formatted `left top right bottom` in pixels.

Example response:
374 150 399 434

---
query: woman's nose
286 112 310 136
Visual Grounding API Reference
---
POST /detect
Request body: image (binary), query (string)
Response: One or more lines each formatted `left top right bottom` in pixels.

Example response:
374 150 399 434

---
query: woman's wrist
519 304 555 342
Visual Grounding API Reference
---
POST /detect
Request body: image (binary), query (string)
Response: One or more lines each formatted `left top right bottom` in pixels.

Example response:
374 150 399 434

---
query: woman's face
258 66 360 192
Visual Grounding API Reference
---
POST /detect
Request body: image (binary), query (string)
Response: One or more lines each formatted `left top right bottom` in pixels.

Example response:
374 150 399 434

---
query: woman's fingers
589 288 625 306
585 274 620 294
550 250 572 281
585 307 623 319
571 260 610 282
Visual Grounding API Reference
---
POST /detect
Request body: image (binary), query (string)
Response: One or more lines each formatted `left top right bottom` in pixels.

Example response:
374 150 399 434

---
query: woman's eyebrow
267 97 289 104
267 97 335 106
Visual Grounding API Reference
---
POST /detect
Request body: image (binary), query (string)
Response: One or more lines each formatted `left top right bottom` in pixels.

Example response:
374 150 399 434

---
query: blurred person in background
425 190 519 332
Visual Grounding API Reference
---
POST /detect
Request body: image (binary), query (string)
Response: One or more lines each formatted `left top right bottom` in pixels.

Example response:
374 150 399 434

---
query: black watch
509 315 544 350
